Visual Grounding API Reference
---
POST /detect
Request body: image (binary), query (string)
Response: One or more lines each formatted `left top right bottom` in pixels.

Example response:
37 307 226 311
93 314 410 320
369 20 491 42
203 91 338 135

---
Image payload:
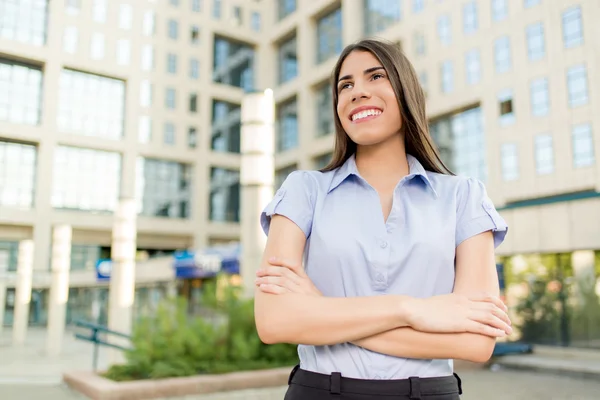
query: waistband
288 365 462 398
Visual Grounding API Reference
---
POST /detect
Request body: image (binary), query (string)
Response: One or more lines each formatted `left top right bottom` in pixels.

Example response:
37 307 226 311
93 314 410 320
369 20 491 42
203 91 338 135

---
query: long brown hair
321 39 453 175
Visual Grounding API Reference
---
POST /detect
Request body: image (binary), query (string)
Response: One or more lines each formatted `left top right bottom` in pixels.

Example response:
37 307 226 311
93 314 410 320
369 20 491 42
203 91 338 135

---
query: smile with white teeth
351 109 382 122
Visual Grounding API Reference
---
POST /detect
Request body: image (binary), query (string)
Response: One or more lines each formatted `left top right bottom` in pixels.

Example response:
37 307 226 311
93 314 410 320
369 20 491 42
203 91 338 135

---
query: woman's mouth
350 108 382 124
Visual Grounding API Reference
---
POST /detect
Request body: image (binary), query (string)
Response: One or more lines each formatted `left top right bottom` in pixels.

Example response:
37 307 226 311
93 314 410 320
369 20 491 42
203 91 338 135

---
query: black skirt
284 365 462 400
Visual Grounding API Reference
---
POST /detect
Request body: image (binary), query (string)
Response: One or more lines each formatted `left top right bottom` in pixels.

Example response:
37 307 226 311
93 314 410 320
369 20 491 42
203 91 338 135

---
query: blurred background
0 0 599 397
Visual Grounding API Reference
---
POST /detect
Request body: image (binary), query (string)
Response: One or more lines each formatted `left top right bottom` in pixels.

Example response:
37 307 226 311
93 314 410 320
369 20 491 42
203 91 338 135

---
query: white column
0 250 8 334
46 225 72 356
240 89 275 299
108 198 137 364
341 0 364 45
13 240 34 346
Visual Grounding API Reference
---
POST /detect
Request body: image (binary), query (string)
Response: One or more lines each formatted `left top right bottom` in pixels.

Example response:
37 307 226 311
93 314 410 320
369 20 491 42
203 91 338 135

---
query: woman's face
336 50 403 147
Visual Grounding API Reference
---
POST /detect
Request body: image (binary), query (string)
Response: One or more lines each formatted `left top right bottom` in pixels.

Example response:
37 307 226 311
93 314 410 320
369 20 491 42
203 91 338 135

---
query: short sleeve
455 177 508 248
260 171 317 238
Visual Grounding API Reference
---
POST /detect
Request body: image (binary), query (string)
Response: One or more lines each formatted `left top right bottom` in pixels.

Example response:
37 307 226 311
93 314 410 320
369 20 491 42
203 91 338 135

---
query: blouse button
380 241 388 249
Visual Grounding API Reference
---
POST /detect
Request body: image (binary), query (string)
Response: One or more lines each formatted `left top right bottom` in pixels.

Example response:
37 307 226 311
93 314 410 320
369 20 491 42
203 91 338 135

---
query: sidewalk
490 344 600 379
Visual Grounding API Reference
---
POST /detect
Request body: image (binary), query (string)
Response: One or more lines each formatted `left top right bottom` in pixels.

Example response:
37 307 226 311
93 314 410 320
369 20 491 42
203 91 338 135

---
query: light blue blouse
260 153 508 380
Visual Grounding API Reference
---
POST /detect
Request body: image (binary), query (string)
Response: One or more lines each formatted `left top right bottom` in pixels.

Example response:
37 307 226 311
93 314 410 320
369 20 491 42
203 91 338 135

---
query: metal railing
74 319 132 371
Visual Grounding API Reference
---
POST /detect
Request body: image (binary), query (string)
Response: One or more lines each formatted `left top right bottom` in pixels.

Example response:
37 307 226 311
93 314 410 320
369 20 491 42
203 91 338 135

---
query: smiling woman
254 38 509 400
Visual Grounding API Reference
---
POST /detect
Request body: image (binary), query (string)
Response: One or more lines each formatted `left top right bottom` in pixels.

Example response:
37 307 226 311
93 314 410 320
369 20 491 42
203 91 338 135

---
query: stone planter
63 367 292 400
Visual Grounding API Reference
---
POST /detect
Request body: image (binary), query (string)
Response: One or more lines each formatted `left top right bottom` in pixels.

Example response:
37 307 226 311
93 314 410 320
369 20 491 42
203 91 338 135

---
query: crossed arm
254 215 509 363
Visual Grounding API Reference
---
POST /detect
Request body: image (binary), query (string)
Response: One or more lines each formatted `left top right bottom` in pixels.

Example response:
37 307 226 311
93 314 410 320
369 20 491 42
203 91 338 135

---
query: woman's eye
339 82 352 90
372 73 384 80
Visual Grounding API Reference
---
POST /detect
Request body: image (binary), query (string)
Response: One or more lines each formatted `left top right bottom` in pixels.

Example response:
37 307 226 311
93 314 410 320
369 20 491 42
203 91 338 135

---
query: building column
13 240 34 345
46 225 72 356
342 0 364 45
240 89 275 299
0 249 8 334
107 198 137 364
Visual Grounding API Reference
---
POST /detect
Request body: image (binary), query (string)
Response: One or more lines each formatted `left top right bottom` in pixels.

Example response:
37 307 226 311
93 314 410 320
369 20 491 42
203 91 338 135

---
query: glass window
572 123 594 168
168 20 178 39
164 122 175 145
165 88 176 109
141 45 154 71
278 0 296 20
437 15 451 46
441 60 453 93
526 22 545 61
213 0 221 18
140 80 152 107
188 127 197 148
418 71 428 94
465 49 481 85
524 0 540 8
191 26 200 45
70 245 100 271
278 36 298 84
233 6 243 26
500 143 519 181
90 33 105 60
251 12 261 31
119 4 132 30
275 164 297 189
498 89 514 126
535 134 554 175
143 10 155 36
63 26 78 54
412 0 424 14
136 158 192 219
212 37 254 90
277 97 298 152
364 0 402 35
92 0 107 23
192 0 201 12
190 58 199 80
189 93 198 113
567 65 588 108
0 59 43 125
170 0 179 6
530 77 549 116
57 69 125 140
317 8 343 64
492 0 508 21
562 6 583 48
138 116 152 143
116 39 130 66
430 108 486 182
494 36 511 73
167 53 177 74
316 82 334 137
463 2 478 34
52 146 121 212
209 167 239 222
0 140 37 209
211 100 241 153
0 241 20 272
315 153 332 169
0 0 49 46
414 32 425 56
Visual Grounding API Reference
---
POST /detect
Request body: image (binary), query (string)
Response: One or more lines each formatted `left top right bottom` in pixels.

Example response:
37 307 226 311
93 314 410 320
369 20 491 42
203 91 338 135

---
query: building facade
0 0 599 343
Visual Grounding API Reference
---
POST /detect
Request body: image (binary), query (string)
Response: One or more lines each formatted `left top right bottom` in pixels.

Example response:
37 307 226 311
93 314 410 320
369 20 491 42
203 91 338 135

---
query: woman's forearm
352 328 496 363
254 291 411 346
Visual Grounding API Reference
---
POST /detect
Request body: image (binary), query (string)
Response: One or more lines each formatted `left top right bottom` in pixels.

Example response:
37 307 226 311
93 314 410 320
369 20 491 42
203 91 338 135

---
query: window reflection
0 59 43 125
211 100 241 153
136 157 192 219
0 140 36 209
210 167 239 222
317 8 342 63
52 146 121 212
0 0 48 46
57 69 125 140
213 36 254 90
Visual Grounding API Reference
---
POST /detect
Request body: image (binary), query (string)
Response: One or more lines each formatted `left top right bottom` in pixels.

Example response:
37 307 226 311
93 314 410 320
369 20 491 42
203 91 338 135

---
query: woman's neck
355 136 409 187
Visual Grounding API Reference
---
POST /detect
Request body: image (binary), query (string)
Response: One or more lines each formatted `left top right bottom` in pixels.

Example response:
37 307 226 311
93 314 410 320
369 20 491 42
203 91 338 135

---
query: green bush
104 278 298 381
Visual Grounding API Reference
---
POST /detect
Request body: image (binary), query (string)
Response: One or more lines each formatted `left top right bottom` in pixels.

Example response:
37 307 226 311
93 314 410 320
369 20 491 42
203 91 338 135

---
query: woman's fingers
257 283 288 295
465 319 507 338
468 293 508 312
469 309 512 335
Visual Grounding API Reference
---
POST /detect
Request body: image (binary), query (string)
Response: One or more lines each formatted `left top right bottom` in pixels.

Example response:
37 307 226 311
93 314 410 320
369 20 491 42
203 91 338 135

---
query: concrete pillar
13 240 34 345
108 198 137 364
46 225 72 356
240 89 275 298
0 250 8 333
342 0 364 45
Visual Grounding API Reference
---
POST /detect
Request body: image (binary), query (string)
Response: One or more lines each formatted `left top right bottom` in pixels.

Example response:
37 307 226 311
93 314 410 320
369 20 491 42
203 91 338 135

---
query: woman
254 39 510 400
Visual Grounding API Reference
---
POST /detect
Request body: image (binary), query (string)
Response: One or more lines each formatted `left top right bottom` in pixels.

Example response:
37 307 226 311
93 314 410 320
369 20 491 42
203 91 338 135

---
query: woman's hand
403 293 512 338
255 257 322 296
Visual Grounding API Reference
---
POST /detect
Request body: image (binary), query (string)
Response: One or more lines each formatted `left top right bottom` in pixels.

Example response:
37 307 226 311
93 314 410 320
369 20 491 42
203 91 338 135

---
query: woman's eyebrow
337 66 385 83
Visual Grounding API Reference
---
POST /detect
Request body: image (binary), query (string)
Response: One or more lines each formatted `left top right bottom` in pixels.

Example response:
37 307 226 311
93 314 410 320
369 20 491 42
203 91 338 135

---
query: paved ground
2 368 600 399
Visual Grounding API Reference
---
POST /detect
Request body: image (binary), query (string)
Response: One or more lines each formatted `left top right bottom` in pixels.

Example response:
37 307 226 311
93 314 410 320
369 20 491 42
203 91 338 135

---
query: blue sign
96 259 112 282
173 243 241 279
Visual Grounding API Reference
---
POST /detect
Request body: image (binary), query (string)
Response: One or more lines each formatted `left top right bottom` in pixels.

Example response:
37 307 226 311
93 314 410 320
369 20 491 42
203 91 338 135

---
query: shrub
104 277 298 381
